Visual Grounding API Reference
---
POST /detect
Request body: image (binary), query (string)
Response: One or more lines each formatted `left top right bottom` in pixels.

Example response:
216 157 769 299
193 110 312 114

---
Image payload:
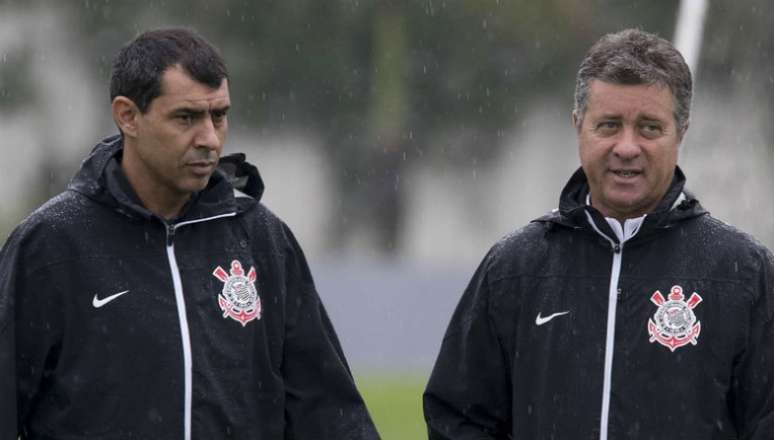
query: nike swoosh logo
535 311 570 326
92 290 130 308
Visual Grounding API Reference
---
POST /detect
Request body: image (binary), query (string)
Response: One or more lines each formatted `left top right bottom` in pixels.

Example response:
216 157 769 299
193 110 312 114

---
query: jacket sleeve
0 225 63 439
279 224 380 440
0 234 19 440
733 251 774 439
424 250 512 440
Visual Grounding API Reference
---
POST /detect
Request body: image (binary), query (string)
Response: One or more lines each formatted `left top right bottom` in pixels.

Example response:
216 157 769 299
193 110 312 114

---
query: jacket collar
535 166 706 236
67 135 264 223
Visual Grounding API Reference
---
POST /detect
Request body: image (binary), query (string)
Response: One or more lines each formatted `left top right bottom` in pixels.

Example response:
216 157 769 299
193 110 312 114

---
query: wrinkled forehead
585 80 676 120
157 66 230 110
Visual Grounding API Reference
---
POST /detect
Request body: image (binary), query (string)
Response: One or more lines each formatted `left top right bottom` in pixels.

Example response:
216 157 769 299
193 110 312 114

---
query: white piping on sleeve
175 212 237 228
584 210 644 440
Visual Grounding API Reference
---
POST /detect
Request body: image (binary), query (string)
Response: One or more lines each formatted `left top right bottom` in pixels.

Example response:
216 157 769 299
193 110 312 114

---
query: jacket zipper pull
166 223 176 247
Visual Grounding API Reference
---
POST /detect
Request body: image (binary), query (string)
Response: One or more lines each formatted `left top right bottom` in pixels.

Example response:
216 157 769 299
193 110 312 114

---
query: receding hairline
140 64 231 114
573 28 692 136
109 27 229 113
581 78 674 111
157 64 230 93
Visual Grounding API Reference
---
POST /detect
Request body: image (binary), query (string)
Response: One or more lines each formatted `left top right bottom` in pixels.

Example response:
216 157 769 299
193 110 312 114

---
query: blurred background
2 0 773 437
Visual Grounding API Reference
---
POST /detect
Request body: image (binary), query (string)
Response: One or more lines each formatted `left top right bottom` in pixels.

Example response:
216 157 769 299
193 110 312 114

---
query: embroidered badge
647 285 702 352
213 260 261 326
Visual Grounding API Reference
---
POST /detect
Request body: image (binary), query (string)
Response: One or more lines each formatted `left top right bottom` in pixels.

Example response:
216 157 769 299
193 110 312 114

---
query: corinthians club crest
647 285 702 352
213 260 261 327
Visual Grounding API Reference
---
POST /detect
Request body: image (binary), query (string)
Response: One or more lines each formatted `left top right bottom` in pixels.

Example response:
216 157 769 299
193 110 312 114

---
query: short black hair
110 28 228 113
574 29 692 136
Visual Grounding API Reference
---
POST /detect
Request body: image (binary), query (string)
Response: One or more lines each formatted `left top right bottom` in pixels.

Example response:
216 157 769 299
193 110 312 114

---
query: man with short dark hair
424 29 774 439
0 28 380 439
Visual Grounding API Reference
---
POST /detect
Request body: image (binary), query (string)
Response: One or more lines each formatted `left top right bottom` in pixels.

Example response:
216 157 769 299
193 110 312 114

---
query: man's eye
212 111 227 124
177 114 194 125
640 123 663 138
595 121 619 134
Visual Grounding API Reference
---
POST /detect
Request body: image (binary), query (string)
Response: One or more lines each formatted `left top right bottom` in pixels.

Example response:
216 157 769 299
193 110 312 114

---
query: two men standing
2 25 774 440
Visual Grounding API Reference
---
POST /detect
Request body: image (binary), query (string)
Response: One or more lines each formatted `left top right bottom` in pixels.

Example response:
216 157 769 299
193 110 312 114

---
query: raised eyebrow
637 113 667 124
171 107 206 116
596 114 623 121
211 105 231 114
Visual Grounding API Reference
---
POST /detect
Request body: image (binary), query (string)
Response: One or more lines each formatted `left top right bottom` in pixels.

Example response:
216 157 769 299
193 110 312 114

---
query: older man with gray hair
424 28 774 440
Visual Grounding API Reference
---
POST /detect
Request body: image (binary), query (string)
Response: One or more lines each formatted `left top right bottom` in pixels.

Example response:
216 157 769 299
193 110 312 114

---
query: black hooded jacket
0 135 380 440
424 167 774 440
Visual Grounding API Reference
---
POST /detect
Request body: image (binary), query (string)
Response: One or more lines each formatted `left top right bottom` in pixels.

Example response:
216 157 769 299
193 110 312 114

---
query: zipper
164 212 236 440
584 211 644 440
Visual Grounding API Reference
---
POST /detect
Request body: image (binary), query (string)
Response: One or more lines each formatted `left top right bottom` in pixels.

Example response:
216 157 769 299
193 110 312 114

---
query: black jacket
0 135 380 440
424 167 774 440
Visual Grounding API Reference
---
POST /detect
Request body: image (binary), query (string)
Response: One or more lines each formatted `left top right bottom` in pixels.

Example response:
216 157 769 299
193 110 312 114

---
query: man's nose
195 116 222 151
612 126 640 159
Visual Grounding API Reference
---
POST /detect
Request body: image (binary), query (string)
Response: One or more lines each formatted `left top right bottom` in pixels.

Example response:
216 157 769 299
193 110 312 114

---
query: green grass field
356 374 428 440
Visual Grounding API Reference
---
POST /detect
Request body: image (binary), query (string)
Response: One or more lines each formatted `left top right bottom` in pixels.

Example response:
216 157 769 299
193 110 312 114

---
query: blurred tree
0 49 35 111
701 0 774 140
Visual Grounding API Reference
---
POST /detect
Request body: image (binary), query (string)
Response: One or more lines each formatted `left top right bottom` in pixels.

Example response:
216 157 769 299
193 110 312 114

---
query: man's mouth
187 161 217 174
611 169 641 178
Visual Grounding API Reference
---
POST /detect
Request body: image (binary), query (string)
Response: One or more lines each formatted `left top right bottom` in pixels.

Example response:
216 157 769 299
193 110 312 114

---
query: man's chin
595 191 652 218
180 176 213 194
614 203 655 219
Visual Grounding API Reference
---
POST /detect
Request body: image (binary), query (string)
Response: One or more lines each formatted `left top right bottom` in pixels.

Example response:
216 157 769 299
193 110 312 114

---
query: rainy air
2 1 774 439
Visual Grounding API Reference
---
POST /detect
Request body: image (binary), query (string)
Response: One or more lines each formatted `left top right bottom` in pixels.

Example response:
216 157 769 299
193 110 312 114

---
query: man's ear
112 96 141 137
678 122 689 143
572 110 581 133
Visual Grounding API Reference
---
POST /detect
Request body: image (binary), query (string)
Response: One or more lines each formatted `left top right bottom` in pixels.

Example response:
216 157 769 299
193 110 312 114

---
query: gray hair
573 29 693 136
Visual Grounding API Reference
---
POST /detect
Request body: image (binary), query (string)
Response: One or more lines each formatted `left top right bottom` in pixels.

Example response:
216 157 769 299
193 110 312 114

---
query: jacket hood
216 152 265 200
67 134 264 221
535 166 707 233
